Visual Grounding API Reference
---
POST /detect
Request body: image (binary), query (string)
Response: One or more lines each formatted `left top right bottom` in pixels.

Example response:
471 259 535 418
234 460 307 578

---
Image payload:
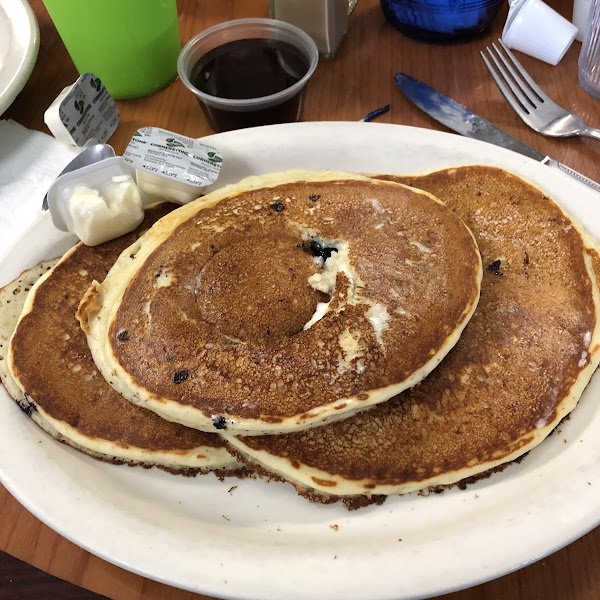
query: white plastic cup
502 0 578 65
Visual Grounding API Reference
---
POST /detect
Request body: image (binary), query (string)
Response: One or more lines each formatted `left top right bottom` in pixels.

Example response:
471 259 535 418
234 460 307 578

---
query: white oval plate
1 122 599 600
0 0 39 116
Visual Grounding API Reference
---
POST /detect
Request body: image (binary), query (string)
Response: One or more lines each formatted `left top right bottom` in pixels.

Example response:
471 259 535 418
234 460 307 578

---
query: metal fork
481 39 600 141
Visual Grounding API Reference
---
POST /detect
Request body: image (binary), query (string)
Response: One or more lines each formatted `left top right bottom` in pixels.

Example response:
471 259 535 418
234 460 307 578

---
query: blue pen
360 104 390 122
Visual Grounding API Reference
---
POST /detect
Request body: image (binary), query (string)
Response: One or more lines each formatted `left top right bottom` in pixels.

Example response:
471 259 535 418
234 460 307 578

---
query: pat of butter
47 157 144 246
123 127 223 205
67 177 144 246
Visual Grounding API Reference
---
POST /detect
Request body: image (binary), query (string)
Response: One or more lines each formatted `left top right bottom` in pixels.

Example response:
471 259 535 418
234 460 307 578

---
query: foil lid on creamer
44 73 119 147
123 127 224 204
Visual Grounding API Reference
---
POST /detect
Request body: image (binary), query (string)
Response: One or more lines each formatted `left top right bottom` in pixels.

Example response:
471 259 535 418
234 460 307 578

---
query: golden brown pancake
0 261 58 403
80 170 482 435
225 166 600 499
6 205 238 471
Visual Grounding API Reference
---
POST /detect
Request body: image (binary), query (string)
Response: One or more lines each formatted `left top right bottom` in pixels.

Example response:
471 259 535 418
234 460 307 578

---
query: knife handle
543 158 600 194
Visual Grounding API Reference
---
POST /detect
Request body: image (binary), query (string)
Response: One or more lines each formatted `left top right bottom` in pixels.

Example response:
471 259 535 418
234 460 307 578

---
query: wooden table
2 1 599 599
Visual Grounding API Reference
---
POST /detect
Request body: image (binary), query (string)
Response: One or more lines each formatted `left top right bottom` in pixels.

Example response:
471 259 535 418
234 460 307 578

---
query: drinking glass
42 0 181 99
578 0 600 99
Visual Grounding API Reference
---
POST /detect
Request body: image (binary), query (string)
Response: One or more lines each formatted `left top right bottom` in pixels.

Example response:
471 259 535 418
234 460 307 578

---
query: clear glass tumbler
578 0 600 99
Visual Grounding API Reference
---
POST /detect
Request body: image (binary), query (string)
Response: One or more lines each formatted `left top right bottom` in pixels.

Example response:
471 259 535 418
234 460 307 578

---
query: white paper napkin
0 119 79 258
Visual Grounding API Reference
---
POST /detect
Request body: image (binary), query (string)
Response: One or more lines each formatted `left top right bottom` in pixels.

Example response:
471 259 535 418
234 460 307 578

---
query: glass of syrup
178 18 319 132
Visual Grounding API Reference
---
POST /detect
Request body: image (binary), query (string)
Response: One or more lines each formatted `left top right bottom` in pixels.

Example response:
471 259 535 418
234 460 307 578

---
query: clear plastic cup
502 0 577 65
578 0 600 98
177 18 319 132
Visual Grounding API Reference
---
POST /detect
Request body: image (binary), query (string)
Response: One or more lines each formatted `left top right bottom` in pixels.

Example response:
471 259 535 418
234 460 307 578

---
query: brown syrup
190 38 310 132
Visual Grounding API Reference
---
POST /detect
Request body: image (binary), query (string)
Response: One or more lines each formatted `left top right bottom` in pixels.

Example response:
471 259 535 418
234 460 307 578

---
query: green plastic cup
42 0 181 100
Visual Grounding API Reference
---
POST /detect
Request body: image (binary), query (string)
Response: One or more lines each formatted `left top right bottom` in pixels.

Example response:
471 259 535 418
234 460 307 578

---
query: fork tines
481 39 551 119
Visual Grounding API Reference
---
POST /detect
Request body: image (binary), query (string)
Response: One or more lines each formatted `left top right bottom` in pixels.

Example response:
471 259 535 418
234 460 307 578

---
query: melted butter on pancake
303 237 392 347
154 268 174 288
193 232 324 343
303 300 331 330
306 241 353 295
365 302 390 345
82 170 482 435
410 240 432 254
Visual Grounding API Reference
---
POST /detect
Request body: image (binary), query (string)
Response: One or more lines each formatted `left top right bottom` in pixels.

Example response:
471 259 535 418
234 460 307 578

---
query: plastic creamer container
43 73 119 147
46 128 224 246
123 127 223 204
47 157 144 246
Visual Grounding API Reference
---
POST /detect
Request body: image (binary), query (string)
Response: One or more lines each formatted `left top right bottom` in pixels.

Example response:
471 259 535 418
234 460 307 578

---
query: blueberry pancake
6 205 238 472
225 166 600 501
79 170 482 435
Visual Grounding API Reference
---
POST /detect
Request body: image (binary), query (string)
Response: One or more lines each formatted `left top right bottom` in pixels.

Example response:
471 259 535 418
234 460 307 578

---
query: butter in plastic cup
123 127 224 205
47 157 144 246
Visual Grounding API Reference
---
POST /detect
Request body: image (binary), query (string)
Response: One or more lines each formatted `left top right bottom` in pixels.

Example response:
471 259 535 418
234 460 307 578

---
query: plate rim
1 121 600 600
0 0 40 116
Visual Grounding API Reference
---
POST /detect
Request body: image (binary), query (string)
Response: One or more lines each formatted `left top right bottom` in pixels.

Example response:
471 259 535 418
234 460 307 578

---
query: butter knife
394 73 600 194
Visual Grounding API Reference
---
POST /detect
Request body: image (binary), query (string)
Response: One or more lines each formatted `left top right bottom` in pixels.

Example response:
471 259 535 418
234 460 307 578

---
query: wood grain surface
0 550 109 600
1 0 599 599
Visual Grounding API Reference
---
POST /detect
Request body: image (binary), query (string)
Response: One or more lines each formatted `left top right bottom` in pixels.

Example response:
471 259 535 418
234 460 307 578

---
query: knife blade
394 73 600 194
